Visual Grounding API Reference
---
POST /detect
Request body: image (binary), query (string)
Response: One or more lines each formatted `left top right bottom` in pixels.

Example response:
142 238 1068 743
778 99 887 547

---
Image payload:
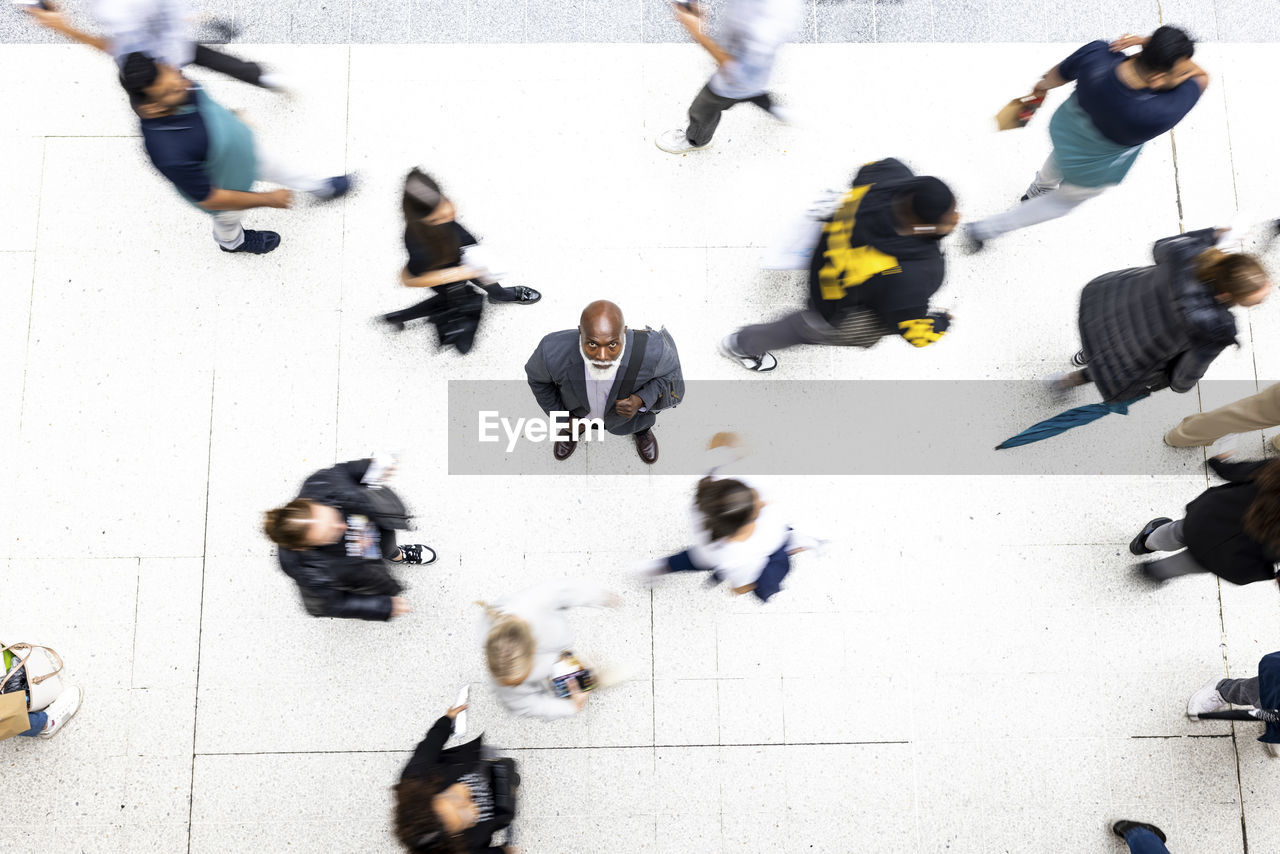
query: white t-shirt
686 447 791 589
92 0 195 66
708 0 804 100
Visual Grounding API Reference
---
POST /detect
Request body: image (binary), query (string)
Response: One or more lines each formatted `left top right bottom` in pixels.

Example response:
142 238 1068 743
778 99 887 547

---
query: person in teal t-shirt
964 27 1208 252
120 52 353 255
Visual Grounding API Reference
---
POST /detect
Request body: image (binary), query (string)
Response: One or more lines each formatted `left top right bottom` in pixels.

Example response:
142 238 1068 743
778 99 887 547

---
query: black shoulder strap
617 329 650 401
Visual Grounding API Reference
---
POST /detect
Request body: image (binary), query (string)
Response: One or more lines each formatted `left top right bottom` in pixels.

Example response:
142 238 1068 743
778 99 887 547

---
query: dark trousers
686 83 774 146
191 44 268 88
1219 676 1262 706
666 534 793 602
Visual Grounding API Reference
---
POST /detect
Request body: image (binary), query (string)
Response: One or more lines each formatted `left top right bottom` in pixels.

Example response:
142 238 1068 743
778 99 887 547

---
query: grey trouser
1142 519 1212 580
735 309 838 355
686 83 774 146
1218 676 1262 706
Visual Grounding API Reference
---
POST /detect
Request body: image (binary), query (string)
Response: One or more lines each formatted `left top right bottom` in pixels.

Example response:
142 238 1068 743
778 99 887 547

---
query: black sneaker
1129 517 1173 556
1019 194 1030 203
1111 820 1167 844
220 230 280 254
394 544 437 565
1070 349 1087 367
379 313 407 332
487 285 542 305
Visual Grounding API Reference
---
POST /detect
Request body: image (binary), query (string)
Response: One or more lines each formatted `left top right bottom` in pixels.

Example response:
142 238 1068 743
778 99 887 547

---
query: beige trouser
1165 382 1280 450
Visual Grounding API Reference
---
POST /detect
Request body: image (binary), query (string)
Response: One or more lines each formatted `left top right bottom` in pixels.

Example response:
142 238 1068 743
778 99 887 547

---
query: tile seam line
192 739 915 756
17 138 47 435
185 369 217 854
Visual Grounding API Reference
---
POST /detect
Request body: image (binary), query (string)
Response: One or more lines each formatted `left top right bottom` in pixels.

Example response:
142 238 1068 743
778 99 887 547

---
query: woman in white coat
477 579 619 720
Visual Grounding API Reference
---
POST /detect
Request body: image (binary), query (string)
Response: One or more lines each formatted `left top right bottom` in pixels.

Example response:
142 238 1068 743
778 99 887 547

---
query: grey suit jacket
524 328 682 435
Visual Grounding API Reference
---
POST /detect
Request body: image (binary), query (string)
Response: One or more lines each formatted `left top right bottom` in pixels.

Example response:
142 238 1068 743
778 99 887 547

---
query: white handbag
1 643 65 712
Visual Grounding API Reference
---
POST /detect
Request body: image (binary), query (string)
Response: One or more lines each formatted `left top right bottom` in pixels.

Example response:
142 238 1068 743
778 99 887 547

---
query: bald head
579 300 626 367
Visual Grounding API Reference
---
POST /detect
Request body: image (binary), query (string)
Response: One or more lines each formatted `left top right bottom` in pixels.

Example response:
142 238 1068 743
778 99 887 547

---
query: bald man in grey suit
525 300 684 464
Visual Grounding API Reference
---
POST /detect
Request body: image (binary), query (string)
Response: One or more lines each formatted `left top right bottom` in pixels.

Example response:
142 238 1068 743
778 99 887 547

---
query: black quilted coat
1078 228 1237 404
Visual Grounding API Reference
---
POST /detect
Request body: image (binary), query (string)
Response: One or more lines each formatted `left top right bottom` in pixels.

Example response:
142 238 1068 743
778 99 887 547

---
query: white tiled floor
2 42 1279 853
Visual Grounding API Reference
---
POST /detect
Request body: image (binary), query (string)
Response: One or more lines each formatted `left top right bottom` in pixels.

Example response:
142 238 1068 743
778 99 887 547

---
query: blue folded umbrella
995 395 1148 450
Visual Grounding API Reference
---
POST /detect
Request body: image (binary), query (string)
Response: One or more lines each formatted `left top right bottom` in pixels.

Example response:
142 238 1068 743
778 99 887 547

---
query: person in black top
394 702 519 854
380 169 541 355
1129 454 1280 587
721 158 958 371
263 457 436 621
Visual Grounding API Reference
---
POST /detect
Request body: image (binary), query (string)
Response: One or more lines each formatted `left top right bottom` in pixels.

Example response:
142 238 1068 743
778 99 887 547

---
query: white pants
210 147 330 250
970 153 1112 241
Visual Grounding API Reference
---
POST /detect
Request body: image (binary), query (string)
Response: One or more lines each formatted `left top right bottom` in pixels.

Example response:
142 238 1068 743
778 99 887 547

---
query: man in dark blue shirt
965 27 1208 252
121 53 353 255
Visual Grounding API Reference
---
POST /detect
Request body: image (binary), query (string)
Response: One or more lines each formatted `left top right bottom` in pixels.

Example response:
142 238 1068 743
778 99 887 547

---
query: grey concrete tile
290 0 352 43
1158 0 1219 40
814 0 874 42
468 0 528 42
1215 0 1280 40
642 0 697 42
874 0 931 41
409 0 471 42
353 0 412 42
234 1 293 42
931 0 997 42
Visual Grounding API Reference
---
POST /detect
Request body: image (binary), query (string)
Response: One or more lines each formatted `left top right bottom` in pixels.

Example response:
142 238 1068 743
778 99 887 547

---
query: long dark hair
1243 461 1280 565
694 476 757 542
403 169 462 271
393 777 465 854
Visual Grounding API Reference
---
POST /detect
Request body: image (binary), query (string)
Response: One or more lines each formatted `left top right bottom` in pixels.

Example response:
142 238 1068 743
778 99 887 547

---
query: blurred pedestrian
393 700 520 853
722 159 957 371
1111 821 1170 854
656 0 802 154
1129 455 1280 587
525 300 684 464
965 27 1207 251
380 169 541 355
1050 229 1270 402
476 579 620 719
22 0 288 92
1165 383 1280 452
119 52 352 255
644 432 823 603
264 455 434 621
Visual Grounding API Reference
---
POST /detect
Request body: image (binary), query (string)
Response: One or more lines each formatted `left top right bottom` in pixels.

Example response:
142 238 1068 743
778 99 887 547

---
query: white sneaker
38 686 83 739
720 335 778 372
656 129 711 154
767 103 796 125
787 532 828 554
632 558 669 587
1186 677 1228 719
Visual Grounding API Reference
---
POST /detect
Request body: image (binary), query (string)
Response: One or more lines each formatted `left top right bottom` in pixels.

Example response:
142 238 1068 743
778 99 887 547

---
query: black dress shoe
1112 820 1167 844
553 438 577 461
633 428 658 464
1130 517 1173 556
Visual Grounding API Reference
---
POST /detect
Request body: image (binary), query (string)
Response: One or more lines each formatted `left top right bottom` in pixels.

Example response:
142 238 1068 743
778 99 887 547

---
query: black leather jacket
275 459 412 621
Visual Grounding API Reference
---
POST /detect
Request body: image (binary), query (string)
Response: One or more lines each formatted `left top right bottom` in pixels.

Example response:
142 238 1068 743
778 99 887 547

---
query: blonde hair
1195 248 1268 305
475 601 534 684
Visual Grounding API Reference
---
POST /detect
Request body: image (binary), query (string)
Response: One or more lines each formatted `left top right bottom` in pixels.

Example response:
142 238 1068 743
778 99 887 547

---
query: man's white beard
581 335 625 382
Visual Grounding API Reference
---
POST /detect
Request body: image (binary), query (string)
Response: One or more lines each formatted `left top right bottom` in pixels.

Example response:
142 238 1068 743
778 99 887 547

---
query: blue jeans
1124 827 1171 854
18 710 46 737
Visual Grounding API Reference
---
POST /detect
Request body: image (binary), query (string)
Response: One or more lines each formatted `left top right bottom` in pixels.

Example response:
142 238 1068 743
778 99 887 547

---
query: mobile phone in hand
453 684 469 737
12 0 53 9
674 0 699 13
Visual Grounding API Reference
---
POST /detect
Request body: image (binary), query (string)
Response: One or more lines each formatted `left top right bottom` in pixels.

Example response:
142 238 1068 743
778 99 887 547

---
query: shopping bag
996 94 1045 130
0 691 29 740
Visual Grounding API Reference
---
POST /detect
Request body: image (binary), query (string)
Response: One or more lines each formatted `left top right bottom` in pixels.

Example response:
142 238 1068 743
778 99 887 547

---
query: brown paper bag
996 94 1045 131
0 691 31 740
